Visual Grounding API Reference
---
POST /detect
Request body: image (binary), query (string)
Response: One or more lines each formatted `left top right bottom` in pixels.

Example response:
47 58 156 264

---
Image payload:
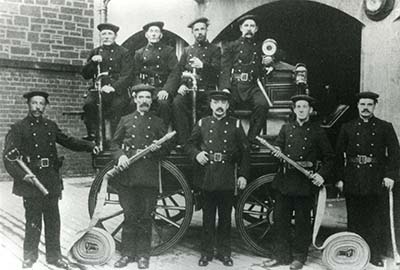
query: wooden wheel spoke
158 189 184 200
154 213 181 229
245 217 269 230
243 209 268 216
156 205 186 211
104 199 120 205
111 221 123 237
99 210 124 222
168 196 180 207
249 195 270 209
257 225 272 241
162 198 171 218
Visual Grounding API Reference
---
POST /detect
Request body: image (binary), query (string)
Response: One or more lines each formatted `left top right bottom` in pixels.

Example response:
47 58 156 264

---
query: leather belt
285 161 314 170
232 73 253 82
348 155 377 165
208 152 229 163
27 157 55 169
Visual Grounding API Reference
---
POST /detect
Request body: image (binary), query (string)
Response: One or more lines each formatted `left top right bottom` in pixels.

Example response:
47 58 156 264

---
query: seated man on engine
171 17 221 148
81 23 132 141
219 15 271 150
131 21 178 127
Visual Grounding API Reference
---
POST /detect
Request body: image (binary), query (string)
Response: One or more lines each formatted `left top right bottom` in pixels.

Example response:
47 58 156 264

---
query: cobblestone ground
0 177 396 270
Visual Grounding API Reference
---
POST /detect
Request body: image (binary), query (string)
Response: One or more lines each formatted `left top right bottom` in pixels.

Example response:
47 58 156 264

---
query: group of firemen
3 14 400 270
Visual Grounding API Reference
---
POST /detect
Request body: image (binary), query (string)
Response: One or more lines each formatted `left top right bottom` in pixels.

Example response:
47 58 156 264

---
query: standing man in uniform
186 90 250 267
265 95 334 270
111 84 169 269
3 91 99 269
81 22 132 140
132 21 178 126
336 91 400 267
219 15 270 149
171 17 221 147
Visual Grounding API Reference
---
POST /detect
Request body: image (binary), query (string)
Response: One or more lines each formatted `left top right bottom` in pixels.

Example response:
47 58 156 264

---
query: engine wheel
88 160 193 255
235 173 276 256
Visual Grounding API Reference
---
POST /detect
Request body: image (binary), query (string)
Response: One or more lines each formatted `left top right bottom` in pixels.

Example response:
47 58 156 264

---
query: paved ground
0 177 397 270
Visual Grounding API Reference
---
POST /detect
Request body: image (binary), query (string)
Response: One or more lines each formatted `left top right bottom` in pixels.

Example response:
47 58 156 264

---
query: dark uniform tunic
110 111 168 258
336 116 400 260
219 37 269 142
133 43 178 125
3 115 94 263
81 42 132 134
186 115 250 257
272 120 334 263
172 40 221 145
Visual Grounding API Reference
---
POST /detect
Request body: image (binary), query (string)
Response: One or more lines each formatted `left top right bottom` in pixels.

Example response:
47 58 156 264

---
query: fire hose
313 187 370 270
68 131 176 265
256 136 370 270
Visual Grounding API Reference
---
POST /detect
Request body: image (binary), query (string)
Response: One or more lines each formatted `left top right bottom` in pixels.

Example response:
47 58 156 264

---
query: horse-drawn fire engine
67 33 363 269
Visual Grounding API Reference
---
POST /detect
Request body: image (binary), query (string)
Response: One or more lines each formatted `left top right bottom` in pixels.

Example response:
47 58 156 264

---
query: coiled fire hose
313 187 370 270
67 172 115 265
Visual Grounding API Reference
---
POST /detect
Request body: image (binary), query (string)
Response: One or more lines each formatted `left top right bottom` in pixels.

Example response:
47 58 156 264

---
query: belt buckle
214 153 222 162
40 158 49 168
240 73 248 81
358 155 367 165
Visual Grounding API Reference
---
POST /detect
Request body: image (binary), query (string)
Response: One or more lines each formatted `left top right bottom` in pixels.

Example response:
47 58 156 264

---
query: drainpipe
93 0 112 47
99 0 111 23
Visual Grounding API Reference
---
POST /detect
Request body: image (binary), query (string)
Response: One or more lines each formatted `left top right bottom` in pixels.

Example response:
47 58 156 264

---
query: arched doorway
214 1 363 117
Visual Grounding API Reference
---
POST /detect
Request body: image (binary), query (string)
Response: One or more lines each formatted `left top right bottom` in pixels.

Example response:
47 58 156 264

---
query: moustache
216 108 224 112
362 109 370 113
139 103 150 108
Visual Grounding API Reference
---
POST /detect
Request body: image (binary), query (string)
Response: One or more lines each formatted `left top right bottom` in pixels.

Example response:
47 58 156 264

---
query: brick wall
0 0 97 180
0 0 94 64
0 67 95 180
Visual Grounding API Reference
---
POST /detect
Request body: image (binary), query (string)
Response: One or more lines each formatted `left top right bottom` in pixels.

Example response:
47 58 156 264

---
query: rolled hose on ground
68 169 115 265
70 227 115 265
313 187 370 270
321 232 370 270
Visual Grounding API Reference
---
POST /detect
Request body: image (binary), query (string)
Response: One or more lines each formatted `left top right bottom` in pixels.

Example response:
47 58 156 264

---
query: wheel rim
88 160 193 255
235 173 276 256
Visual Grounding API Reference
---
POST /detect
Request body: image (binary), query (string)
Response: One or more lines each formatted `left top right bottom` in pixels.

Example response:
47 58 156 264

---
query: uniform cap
356 91 379 101
131 84 156 94
97 23 120 33
143 21 164 31
237 14 258 25
291 94 316 105
23 91 49 103
208 89 231 100
295 63 307 69
187 17 209 28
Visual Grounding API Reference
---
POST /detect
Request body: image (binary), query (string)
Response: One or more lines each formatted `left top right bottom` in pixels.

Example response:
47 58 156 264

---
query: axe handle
389 190 400 265
256 136 313 179
15 159 49 196
257 78 273 107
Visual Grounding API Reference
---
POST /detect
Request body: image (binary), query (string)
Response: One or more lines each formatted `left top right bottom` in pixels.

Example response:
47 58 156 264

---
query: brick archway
202 0 365 41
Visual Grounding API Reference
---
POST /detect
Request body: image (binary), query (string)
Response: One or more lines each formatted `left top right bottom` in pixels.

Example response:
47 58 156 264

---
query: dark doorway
214 1 362 117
